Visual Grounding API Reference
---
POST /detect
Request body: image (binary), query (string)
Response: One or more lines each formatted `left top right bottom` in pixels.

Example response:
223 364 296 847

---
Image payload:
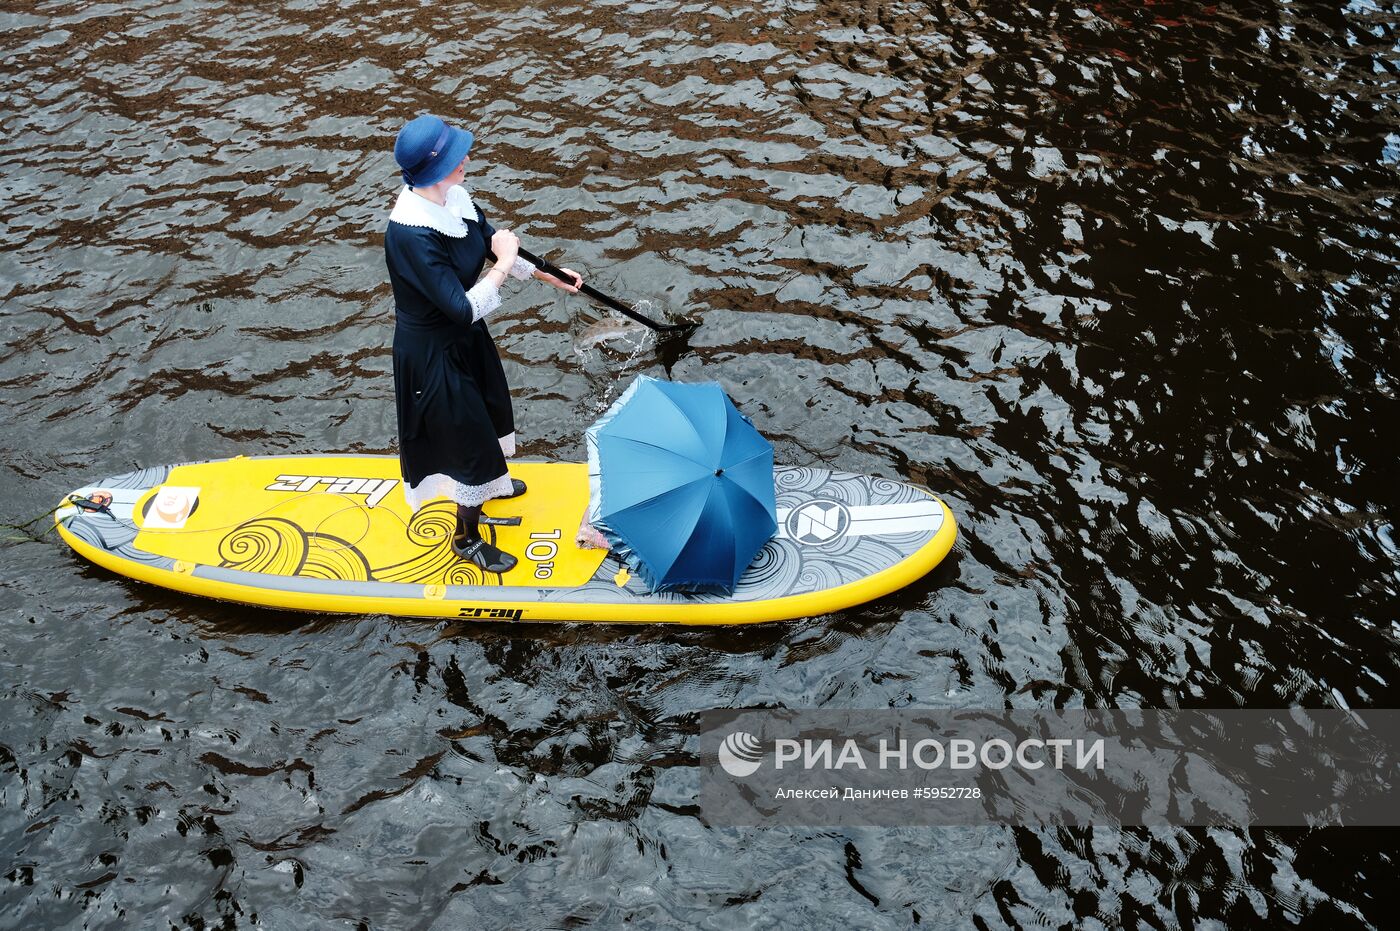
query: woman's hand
538 267 583 294
490 229 520 270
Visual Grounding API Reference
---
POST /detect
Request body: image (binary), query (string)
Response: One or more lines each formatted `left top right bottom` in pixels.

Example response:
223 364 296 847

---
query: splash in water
572 304 658 354
574 302 663 413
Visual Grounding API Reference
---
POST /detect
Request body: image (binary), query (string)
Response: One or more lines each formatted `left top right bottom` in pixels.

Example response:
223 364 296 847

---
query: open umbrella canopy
586 376 777 593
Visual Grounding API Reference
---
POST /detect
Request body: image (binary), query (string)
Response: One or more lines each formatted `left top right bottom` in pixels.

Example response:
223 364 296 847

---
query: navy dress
385 193 516 510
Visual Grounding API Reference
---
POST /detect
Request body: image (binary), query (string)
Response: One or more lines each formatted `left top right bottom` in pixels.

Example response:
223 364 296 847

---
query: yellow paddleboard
54 455 956 624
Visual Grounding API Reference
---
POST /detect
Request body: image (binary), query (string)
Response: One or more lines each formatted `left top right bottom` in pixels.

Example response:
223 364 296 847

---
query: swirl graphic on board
371 502 495 587
301 538 372 582
404 504 456 548
217 519 370 580
774 466 824 496
219 518 308 575
215 502 498 586
735 539 802 599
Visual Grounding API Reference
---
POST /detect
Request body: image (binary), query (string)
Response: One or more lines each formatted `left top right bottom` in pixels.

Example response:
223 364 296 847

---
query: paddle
514 246 699 334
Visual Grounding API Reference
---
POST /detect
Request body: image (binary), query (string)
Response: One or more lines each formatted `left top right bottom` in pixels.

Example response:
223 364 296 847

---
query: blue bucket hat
394 114 474 187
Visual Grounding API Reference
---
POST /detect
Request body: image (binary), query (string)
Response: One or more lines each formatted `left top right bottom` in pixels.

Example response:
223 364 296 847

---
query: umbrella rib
606 433 707 464
716 450 773 500
722 448 770 470
605 474 711 516
651 386 712 464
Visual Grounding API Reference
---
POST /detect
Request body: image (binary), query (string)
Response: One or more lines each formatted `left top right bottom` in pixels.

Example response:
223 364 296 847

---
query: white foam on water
574 302 662 413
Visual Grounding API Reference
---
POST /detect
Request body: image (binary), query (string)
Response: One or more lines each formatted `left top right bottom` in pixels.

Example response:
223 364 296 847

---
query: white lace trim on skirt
404 472 513 510
403 433 518 511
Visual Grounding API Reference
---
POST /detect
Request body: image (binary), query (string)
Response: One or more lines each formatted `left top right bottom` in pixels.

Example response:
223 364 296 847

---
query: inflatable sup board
54 455 956 624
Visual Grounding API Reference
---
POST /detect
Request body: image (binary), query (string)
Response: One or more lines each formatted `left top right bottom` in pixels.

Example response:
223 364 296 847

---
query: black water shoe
503 478 527 499
452 535 518 574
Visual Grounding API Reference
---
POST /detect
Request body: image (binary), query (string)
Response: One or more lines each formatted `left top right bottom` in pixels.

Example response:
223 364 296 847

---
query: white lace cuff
510 256 536 280
465 278 501 322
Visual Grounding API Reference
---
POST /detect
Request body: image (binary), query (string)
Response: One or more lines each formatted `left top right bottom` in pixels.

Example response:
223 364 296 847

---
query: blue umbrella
586 376 777 593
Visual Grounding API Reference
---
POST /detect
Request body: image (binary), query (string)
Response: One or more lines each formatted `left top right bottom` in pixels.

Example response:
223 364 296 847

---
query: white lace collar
388 185 480 237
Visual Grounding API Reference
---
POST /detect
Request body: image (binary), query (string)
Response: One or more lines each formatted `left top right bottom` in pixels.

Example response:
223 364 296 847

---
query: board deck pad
55 455 957 624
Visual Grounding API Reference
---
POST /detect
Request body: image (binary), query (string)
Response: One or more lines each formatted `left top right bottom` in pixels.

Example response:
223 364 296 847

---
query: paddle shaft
510 246 697 333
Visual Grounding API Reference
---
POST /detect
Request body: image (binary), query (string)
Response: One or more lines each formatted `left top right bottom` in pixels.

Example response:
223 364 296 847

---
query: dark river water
3 0 1397 927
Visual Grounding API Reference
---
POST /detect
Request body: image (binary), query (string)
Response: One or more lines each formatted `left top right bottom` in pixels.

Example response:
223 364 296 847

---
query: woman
385 114 582 573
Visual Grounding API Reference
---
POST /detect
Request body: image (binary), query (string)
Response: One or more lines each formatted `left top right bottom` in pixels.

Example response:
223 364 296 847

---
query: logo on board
142 486 201 529
785 500 851 545
265 475 399 509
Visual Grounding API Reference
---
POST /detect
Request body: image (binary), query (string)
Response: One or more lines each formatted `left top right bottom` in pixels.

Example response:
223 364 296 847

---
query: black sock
455 505 482 541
